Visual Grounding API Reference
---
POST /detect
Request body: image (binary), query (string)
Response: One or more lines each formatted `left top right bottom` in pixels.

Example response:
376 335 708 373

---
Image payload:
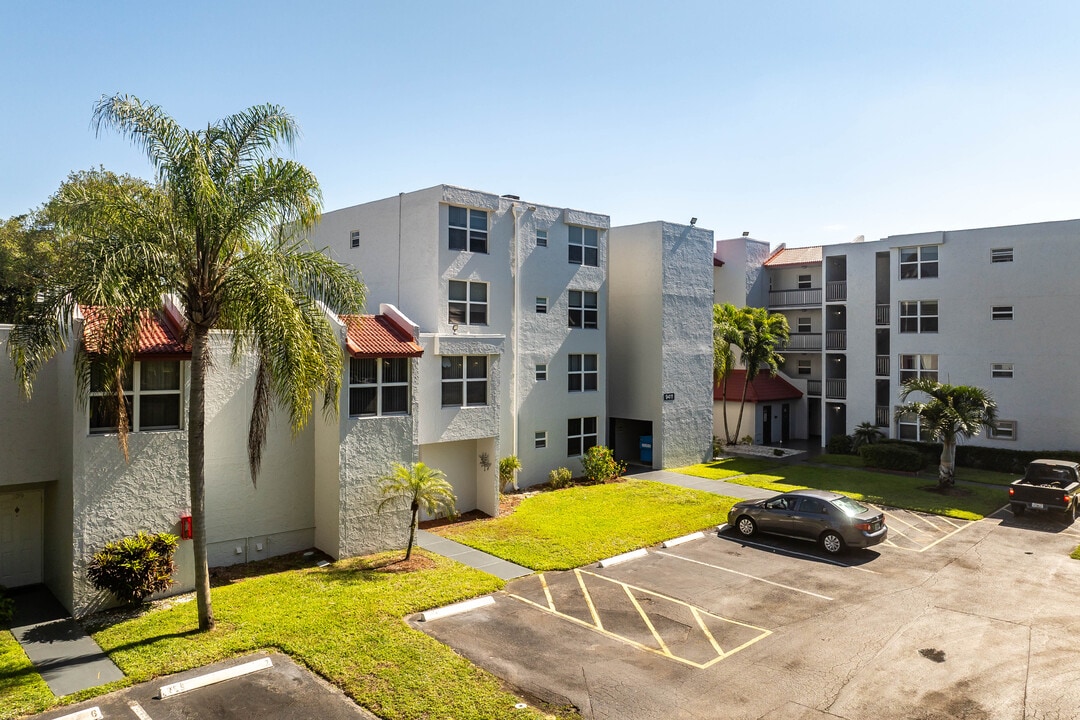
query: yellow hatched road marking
575 569 603 630
622 583 672 656
881 510 934 535
690 606 725 656
539 573 555 610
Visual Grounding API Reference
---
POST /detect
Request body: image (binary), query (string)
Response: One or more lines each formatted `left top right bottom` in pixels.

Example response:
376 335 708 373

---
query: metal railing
825 378 846 399
876 355 890 377
768 288 822 307
826 281 847 302
781 333 822 351
806 379 821 396
875 406 890 427
825 330 846 350
876 304 890 325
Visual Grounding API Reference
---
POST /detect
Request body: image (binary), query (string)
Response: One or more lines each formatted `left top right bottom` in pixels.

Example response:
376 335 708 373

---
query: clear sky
3 1 1080 248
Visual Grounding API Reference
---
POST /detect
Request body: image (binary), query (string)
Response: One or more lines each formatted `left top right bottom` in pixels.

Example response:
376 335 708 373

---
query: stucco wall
0 326 60 487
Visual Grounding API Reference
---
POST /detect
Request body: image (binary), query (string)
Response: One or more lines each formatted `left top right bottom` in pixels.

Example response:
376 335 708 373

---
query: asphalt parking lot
414 505 1080 720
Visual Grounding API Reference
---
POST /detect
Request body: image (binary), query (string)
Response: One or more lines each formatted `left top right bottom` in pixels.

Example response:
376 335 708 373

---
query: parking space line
709 537 880 575
622 584 672 655
576 569 603 630
881 510 934 535
916 518 980 552
690 606 726 656
539 573 555 610
128 701 153 720
910 512 952 532
655 550 835 598
880 519 919 542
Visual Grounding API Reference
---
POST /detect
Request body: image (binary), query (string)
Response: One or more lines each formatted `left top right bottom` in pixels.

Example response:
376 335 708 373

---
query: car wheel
1070 501 1078 523
736 516 757 537
1011 503 1025 517
819 531 845 555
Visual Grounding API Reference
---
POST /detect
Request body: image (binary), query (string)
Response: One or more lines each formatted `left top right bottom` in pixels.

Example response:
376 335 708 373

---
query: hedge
859 443 925 472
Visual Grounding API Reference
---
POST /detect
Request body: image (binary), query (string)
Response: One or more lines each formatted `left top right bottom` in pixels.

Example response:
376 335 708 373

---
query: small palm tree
851 421 884 450
895 378 998 489
378 462 457 561
498 455 522 493
732 307 790 442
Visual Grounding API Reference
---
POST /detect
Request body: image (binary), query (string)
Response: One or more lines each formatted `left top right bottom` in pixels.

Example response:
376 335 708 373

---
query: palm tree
8 96 366 631
895 378 998 489
713 303 749 444
378 462 458 561
732 307 789 442
498 455 522 493
851 421 884 451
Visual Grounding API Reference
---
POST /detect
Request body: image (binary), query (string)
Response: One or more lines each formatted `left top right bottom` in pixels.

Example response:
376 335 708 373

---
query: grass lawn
1072 545 1080 561
436 480 737 570
674 462 1005 520
808 454 1017 486
670 456 788 479
1 552 564 720
0 630 54 719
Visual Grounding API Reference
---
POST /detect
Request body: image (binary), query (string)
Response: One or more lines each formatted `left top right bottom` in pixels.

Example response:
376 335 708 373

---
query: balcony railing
768 288 822 308
781 333 822 351
875 406 890 427
825 330 846 350
825 378 846 399
826 281 847 302
876 304 890 325
876 355 890 377
806 379 821 396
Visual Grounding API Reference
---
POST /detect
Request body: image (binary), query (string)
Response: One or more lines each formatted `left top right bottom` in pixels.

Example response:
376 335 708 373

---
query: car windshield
830 496 868 517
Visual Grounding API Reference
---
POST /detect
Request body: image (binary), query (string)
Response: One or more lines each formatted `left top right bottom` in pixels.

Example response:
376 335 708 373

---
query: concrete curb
419 595 495 622
598 548 648 568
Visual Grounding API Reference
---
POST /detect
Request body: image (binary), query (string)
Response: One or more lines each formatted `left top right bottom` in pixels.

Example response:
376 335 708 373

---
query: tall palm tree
378 462 458 561
732 307 789 441
8 96 366 631
713 303 748 444
895 378 998 489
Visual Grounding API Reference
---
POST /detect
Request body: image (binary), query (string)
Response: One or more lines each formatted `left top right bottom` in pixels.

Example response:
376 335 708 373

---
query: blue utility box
639 435 653 464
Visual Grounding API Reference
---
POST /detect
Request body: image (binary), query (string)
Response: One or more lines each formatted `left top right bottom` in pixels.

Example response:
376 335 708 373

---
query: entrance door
0 490 43 587
781 404 791 442
762 405 772 444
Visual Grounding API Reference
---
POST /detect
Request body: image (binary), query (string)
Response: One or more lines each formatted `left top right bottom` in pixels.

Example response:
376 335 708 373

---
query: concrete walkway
8 585 124 697
628 468 776 501
416 530 532 580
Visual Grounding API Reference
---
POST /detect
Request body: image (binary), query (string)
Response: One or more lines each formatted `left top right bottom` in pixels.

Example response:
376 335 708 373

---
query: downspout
511 203 525 462
396 192 403 308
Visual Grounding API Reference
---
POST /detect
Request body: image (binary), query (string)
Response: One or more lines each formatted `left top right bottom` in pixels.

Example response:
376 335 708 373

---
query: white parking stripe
128 701 153 720
655 550 834 600
713 535 881 574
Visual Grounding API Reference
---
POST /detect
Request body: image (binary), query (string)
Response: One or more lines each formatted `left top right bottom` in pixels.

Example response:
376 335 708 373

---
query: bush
581 446 626 484
498 455 522 492
0 585 14 627
859 443 924 472
827 433 854 455
87 530 179 605
548 467 574 489
739 435 754 446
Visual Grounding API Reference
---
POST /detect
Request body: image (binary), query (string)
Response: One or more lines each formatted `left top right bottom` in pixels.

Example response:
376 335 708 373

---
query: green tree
895 378 998 489
8 96 365 631
0 212 56 322
378 462 457 561
713 303 750 444
851 421 884 450
731 307 789 442
498 455 522 493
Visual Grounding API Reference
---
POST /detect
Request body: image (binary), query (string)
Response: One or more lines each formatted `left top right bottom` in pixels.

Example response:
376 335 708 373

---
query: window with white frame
89 360 183 433
568 225 599 266
991 362 1014 378
447 205 488 253
990 420 1017 441
796 316 812 333
992 305 1013 320
797 359 812 375
441 356 488 407
991 247 1013 263
536 229 548 247
896 411 924 441
350 230 360 248
899 245 939 279
448 280 488 325
899 354 938 383
797 274 812 290
535 431 547 449
568 290 598 329
535 363 547 381
568 354 598 392
349 357 409 416
567 416 598 457
899 300 938 333
535 297 548 314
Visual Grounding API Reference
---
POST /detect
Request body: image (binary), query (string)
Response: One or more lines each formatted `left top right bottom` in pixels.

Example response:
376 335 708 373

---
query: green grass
2 552 560 720
807 453 866 467
0 630 54 719
675 463 1006 520
670 456 787 479
809 454 1018 485
1071 545 1080 561
437 480 737 570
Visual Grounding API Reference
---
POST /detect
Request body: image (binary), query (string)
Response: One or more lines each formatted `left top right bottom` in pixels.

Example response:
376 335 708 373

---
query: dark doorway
762 405 772 444
781 404 791 442
609 417 654 468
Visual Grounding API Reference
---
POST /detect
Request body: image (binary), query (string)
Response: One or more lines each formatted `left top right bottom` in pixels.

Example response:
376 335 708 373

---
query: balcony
825 378 846 399
806 379 821 396
768 288 822 308
825 330 846 351
781 333 822 351
875 406 890 427
876 304 890 326
876 355 890 377
826 281 847 302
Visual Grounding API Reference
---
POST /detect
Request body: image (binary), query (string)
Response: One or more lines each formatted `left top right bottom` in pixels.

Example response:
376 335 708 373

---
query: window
535 431 547 449
896 411 923 441
990 420 1017 441
568 225 599 266
448 280 488 325
797 359 812 375
349 357 409 417
899 300 938 333
796 316 812 334
900 354 938 383
991 248 1013 263
350 230 360 248
567 416 598 457
447 205 488 253
536 229 548 247
798 274 812 290
441 356 488 407
899 245 939 279
89 360 182 433
536 363 547 381
568 354 598 392
535 297 548 314
568 290 598 329
992 305 1013 320
991 362 1014 378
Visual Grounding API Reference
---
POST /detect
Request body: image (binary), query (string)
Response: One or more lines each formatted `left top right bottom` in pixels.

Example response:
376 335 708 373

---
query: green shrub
739 435 754 446
581 446 626 484
0 585 14 627
87 531 179 605
859 443 924 472
498 455 522 492
827 433 854 455
548 467 573 489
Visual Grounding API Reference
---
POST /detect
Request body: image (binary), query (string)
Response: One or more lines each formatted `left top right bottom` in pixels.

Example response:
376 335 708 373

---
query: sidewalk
416 530 532 580
628 468 777 501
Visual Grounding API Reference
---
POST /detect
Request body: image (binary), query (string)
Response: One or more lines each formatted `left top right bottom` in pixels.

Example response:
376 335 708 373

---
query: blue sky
3 1 1080 247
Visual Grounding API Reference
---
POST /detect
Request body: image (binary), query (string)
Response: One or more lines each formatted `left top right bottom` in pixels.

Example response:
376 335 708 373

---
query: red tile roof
342 314 423 358
714 370 803 402
763 246 822 267
81 306 190 358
